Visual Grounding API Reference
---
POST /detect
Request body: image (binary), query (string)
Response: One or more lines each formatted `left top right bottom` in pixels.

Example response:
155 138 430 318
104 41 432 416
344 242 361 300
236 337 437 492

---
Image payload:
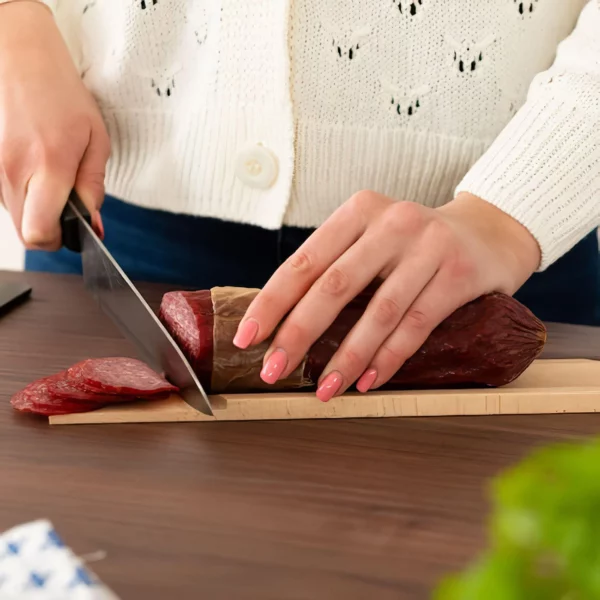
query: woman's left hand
233 191 541 402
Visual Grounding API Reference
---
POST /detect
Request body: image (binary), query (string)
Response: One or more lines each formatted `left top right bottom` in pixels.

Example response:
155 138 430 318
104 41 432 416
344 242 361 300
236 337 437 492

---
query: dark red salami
158 291 213 388
11 358 178 417
159 287 547 394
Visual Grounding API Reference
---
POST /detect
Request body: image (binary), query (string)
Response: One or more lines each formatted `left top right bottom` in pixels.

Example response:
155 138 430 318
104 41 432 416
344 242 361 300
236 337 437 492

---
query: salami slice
11 358 178 417
66 357 178 396
11 377 100 416
45 372 137 404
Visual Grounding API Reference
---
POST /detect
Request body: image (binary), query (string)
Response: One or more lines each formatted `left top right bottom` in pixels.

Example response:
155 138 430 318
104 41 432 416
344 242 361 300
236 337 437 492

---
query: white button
235 143 279 189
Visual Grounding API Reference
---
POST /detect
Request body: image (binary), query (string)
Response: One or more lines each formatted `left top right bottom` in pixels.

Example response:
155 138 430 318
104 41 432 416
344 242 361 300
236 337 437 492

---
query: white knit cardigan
41 0 600 269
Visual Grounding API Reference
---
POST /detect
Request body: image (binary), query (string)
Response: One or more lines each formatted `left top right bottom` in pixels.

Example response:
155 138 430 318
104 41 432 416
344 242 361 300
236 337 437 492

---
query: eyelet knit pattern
42 0 598 269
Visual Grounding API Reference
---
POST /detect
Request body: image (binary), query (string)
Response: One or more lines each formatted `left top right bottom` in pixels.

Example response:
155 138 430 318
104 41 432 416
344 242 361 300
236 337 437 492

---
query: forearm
0 1 58 54
0 0 53 13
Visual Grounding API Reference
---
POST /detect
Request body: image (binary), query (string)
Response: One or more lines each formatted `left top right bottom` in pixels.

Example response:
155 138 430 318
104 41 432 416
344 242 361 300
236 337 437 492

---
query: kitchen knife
60 192 213 416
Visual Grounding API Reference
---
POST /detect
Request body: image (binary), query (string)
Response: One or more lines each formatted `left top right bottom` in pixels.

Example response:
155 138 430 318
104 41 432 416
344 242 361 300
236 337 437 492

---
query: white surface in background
0 209 24 271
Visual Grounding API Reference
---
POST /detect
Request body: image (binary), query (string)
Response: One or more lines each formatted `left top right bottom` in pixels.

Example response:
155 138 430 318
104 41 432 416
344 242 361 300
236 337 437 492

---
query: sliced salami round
12 358 177 416
66 357 178 396
46 371 137 404
11 377 101 416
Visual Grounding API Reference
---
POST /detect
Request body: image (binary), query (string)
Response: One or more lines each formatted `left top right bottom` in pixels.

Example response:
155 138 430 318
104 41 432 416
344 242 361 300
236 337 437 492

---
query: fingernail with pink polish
316 372 343 403
357 369 378 393
94 212 105 240
260 349 288 384
233 319 259 349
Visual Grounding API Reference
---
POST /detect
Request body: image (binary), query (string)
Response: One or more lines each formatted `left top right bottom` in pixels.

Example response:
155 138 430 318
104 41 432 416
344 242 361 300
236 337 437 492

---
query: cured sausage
11 358 178 416
158 290 214 388
159 287 547 394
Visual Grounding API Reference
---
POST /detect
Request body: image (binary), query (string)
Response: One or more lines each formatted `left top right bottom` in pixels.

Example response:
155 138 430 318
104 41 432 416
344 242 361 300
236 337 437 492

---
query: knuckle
276 320 309 348
30 137 66 169
250 292 279 318
83 171 106 187
65 113 93 139
384 201 426 236
31 116 92 169
403 308 431 332
78 171 106 205
376 343 407 371
21 225 60 250
372 295 403 328
286 250 315 275
320 267 351 298
346 189 384 220
348 189 374 210
424 218 454 247
338 348 366 375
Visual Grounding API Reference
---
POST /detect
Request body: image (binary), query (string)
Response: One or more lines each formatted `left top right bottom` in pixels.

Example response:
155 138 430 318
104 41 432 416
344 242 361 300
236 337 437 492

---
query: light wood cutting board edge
49 359 600 425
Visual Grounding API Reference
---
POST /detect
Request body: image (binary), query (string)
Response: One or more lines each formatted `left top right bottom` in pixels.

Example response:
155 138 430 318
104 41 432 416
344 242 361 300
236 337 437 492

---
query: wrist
0 0 53 38
0 0 51 12
0 0 63 69
0 0 50 7
440 192 541 286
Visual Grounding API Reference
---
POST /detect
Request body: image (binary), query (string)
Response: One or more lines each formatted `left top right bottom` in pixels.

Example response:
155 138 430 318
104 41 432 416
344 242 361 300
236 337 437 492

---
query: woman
0 0 598 401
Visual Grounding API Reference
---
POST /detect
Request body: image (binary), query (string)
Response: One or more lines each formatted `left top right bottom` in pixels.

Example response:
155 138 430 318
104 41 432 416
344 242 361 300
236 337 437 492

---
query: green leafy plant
434 439 600 600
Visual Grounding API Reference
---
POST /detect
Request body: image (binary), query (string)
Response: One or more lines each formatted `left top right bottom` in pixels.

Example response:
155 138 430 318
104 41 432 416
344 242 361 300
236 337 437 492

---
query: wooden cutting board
49 359 600 425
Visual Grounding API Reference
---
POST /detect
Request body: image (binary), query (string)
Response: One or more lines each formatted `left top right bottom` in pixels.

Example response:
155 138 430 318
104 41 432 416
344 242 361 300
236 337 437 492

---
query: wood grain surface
2 271 600 600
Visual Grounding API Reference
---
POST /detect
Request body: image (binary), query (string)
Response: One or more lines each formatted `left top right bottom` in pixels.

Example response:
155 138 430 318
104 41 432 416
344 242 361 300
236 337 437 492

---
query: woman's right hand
0 1 110 250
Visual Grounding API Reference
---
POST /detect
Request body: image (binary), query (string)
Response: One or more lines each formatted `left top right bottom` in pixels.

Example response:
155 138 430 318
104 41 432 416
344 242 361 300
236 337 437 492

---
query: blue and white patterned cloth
0 520 119 600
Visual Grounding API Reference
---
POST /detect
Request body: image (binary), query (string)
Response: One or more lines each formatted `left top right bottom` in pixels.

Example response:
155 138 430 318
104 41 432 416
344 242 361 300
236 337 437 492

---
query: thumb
74 120 110 235
21 170 72 251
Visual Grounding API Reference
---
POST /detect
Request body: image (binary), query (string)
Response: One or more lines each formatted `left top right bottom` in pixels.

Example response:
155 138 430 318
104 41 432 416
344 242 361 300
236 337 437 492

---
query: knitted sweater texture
43 0 600 269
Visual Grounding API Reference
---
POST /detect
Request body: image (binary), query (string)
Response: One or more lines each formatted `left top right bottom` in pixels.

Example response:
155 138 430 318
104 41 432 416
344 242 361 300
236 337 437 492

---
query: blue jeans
26 196 600 325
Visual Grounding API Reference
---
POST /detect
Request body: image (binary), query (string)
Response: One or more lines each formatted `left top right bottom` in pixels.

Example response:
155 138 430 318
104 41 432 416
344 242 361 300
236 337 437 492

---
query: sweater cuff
0 0 57 13
37 0 56 13
456 83 600 271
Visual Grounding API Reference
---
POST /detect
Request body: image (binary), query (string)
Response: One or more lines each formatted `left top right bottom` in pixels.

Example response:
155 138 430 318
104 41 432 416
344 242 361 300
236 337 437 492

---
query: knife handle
60 190 92 253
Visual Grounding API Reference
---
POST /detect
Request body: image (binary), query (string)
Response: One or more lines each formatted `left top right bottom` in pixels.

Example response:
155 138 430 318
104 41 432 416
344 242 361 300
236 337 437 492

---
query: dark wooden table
1 271 599 600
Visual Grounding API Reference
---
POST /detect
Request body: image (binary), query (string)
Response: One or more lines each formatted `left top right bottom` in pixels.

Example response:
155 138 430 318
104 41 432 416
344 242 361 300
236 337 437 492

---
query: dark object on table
0 281 32 317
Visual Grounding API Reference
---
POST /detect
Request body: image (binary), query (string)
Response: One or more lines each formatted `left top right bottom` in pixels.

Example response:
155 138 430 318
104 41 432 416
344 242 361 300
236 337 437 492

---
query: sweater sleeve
28 0 57 13
456 0 600 271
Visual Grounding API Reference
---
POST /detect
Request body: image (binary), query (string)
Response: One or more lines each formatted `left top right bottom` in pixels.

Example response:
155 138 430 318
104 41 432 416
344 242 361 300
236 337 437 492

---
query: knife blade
60 192 213 416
